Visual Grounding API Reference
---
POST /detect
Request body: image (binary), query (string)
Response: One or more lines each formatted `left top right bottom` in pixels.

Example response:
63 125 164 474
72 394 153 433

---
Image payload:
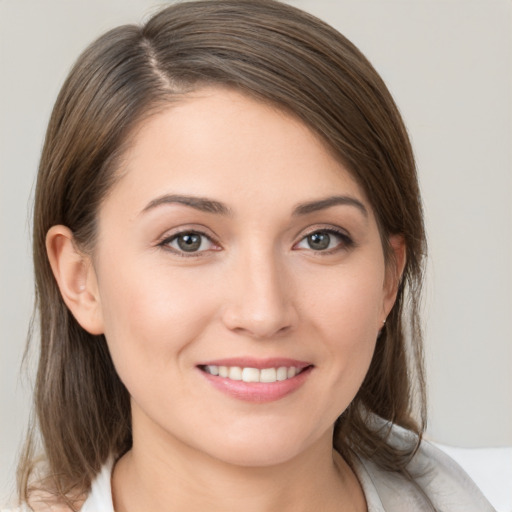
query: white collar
79 456 385 512
80 459 115 512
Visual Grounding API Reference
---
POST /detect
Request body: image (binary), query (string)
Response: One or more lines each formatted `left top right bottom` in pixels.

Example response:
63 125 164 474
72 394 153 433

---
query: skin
47 87 405 512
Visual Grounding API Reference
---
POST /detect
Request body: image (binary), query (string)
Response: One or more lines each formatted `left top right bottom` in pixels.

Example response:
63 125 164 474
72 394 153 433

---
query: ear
382 234 407 318
46 225 104 335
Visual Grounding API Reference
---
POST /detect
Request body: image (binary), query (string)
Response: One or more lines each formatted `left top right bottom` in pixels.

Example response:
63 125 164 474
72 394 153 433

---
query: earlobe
46 225 104 335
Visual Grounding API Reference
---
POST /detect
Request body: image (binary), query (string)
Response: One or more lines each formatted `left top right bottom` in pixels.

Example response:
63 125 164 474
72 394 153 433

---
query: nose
221 247 298 339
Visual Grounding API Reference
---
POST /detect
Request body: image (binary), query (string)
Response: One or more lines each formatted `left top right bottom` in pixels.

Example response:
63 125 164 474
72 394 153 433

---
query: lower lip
199 366 313 403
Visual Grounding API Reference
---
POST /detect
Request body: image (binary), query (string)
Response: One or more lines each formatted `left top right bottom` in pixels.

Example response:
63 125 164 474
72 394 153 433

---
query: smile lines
201 365 306 383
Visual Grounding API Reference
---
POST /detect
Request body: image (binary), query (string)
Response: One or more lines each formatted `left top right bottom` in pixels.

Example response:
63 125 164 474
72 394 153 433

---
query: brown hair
19 0 426 507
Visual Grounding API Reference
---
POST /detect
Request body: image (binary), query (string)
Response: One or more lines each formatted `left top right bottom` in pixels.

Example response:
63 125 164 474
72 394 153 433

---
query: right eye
161 231 217 255
294 228 354 253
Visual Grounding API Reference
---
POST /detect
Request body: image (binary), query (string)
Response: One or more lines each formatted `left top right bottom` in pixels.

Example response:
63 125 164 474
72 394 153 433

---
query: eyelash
158 229 221 257
294 227 354 254
158 226 354 257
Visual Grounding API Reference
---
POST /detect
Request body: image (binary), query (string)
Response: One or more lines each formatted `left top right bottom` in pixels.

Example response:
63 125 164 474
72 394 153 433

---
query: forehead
104 87 370 218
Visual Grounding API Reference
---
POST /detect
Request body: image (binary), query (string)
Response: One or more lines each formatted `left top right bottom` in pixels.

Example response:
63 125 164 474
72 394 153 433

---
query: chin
201 424 330 468
211 444 305 468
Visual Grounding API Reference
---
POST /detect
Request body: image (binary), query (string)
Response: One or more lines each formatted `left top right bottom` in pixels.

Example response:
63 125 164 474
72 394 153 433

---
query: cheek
298 257 385 400
301 257 386 342
97 261 217 383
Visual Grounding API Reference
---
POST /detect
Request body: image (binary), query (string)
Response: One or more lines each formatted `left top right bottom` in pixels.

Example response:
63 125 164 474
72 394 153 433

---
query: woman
7 1 494 511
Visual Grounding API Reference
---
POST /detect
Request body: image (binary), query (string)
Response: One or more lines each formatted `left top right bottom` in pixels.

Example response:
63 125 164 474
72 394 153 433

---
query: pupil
308 232 330 250
177 233 201 252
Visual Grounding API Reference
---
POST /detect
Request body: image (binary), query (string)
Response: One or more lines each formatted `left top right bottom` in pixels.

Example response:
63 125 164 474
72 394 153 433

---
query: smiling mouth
199 365 311 383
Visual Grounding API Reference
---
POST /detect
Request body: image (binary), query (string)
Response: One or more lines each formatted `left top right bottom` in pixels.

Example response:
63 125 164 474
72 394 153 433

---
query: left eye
295 230 350 251
163 232 215 253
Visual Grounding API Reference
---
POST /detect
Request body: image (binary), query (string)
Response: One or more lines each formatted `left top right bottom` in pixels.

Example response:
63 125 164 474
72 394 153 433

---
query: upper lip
197 357 312 370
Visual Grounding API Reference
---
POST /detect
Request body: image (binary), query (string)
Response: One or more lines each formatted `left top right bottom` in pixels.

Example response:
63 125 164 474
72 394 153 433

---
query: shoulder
2 477 91 512
4 460 114 512
354 421 496 512
1 504 72 512
1 497 79 512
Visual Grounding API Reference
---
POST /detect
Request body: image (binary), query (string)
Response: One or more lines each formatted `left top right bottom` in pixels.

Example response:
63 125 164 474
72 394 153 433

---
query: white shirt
3 425 496 511
79 435 497 512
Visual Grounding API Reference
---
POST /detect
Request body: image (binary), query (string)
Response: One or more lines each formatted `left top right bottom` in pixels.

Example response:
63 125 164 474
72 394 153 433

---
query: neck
111 416 365 512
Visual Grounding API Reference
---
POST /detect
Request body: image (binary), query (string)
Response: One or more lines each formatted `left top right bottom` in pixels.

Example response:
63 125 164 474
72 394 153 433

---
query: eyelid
294 223 352 240
293 225 355 252
157 226 222 256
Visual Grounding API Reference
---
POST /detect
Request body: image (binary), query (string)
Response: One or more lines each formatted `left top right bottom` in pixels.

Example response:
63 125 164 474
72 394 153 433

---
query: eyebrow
292 195 368 217
140 193 368 218
141 194 232 216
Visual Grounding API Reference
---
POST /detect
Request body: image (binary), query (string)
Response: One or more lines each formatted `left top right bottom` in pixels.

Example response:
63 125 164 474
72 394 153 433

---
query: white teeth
276 367 288 381
206 365 219 376
242 367 260 382
204 364 304 382
260 368 277 383
228 366 243 380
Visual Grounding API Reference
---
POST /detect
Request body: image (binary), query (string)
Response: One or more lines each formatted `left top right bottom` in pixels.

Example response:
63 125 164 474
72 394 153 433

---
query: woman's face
88 87 400 467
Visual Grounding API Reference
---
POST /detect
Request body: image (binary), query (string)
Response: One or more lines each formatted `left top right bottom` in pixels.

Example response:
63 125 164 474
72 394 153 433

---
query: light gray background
1 0 511 501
